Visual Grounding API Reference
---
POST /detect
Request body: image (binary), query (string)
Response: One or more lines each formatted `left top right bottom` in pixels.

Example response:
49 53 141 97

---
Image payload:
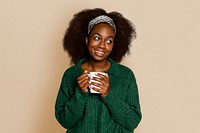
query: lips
94 50 105 57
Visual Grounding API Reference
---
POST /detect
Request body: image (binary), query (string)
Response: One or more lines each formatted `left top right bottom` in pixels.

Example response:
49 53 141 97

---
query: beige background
0 0 200 133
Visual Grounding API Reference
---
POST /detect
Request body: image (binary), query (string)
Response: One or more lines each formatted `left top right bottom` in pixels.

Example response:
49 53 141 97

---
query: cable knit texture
55 58 142 133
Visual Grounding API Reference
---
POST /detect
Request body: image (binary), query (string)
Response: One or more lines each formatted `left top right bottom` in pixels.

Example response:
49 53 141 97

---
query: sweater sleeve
102 71 142 130
55 72 89 129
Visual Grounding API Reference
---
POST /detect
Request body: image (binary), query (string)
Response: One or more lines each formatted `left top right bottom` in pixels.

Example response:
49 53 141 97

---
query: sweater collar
73 58 120 77
105 58 120 76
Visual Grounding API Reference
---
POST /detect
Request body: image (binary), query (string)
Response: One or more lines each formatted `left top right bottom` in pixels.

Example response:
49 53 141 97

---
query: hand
77 70 90 92
91 73 110 97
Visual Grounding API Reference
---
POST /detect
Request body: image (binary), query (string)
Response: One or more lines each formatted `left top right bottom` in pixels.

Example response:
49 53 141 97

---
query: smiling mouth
94 50 105 56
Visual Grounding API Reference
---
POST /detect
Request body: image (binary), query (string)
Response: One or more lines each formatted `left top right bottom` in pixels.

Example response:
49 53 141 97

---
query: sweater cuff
77 86 89 97
101 91 115 104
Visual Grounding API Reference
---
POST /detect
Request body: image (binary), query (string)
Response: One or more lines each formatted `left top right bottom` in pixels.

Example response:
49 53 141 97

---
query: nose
97 40 106 49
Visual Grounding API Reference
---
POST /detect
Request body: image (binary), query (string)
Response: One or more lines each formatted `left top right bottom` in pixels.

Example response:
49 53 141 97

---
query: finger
90 82 109 93
90 81 101 87
77 71 90 89
78 76 90 87
80 78 90 86
78 72 89 83
78 73 89 81
78 70 89 80
93 76 109 86
91 85 108 96
96 73 109 82
91 86 101 93
78 79 90 92
82 82 90 89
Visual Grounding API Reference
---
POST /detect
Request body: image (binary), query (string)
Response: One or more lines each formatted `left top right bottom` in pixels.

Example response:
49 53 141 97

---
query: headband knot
88 15 116 34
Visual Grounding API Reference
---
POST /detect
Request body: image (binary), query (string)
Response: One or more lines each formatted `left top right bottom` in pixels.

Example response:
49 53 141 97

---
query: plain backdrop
0 0 200 133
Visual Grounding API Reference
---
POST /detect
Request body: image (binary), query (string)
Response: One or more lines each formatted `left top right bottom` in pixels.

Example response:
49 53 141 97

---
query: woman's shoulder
64 65 76 74
117 63 132 71
62 63 83 79
61 66 75 81
109 59 135 76
118 64 135 77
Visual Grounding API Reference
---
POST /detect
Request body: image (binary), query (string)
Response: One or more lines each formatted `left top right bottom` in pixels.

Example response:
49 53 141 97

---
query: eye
106 39 113 44
94 37 100 41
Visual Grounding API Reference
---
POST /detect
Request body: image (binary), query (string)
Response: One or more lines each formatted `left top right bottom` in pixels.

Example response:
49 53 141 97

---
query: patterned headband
88 15 116 34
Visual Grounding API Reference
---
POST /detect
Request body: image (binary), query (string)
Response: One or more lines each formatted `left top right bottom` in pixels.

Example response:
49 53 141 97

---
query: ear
85 36 88 46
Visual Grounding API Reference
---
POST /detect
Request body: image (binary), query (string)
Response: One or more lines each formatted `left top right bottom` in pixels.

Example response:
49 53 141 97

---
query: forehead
90 23 115 36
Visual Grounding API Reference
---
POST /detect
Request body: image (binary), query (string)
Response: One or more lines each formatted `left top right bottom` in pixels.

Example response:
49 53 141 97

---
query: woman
55 8 142 133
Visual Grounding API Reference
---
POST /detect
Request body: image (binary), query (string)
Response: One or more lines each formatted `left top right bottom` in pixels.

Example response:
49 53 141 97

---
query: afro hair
63 8 136 64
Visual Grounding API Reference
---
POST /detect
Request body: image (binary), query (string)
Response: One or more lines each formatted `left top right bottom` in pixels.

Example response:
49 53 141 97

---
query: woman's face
86 23 115 62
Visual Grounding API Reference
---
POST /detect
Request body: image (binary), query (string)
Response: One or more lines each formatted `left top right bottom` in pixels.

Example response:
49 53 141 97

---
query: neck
87 58 110 72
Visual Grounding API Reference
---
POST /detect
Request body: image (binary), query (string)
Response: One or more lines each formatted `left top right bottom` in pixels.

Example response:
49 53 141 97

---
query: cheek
107 44 114 51
88 43 95 52
89 41 99 48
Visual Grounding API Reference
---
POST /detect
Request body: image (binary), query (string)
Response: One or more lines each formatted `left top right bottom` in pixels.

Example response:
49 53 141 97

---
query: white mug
87 72 106 94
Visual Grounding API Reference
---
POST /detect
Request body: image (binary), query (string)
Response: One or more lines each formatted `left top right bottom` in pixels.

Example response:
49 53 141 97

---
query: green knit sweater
55 58 142 133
